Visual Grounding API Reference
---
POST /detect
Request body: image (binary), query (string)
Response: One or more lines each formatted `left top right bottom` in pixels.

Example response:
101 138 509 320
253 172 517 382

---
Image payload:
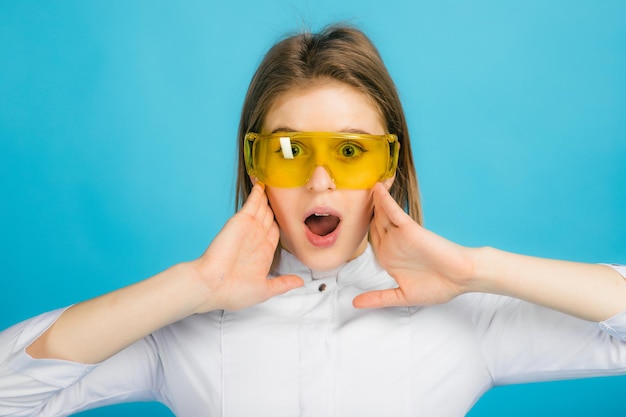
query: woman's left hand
354 184 626 323
353 183 478 308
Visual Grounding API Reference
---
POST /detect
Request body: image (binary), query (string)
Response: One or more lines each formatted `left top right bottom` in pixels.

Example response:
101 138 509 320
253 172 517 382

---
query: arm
0 316 163 416
353 183 626 323
26 183 303 364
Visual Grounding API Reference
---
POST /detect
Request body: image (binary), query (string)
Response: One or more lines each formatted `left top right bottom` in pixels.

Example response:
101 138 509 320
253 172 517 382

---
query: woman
1 25 625 417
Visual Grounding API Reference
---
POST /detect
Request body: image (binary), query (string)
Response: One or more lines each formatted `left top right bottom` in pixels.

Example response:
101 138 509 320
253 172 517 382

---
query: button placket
298 278 335 416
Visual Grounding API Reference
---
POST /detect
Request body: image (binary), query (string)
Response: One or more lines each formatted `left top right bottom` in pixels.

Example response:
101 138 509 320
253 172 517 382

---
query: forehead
263 82 386 135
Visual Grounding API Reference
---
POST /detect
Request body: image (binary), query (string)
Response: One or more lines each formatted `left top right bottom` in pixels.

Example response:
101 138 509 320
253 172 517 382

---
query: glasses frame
244 131 399 188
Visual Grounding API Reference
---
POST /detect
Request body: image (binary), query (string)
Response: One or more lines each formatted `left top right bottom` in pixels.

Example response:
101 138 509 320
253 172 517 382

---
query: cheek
265 188 296 230
348 191 374 228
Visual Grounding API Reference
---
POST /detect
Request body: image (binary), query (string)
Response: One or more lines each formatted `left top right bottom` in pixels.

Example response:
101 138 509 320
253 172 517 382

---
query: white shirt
1 246 626 417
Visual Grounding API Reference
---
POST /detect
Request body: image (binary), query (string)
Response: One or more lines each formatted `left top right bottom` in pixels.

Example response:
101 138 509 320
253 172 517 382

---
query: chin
280 228 369 272
300 254 347 272
294 240 368 272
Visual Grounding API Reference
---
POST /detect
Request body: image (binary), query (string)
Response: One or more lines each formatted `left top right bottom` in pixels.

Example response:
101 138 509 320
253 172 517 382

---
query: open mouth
304 212 341 236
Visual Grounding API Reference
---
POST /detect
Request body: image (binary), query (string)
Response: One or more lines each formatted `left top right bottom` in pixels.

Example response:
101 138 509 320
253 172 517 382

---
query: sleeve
0 308 164 417
472 263 626 387
597 264 626 339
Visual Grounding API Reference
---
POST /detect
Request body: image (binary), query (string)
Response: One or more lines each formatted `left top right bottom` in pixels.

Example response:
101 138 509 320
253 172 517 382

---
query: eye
338 142 364 159
291 143 303 157
274 141 306 158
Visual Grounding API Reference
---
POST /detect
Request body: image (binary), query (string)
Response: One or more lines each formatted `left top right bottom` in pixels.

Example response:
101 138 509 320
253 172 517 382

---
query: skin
355 182 626 323
261 82 394 271
27 184 304 363
25 81 626 367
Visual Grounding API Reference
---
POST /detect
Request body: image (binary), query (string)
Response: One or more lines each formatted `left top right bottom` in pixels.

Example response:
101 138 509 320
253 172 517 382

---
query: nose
306 166 336 191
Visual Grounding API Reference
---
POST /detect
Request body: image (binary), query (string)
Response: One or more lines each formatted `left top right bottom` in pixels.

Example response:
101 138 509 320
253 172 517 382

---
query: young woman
1 25 625 417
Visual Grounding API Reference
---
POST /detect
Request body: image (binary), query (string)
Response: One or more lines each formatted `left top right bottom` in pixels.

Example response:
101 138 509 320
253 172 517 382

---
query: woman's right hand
190 183 303 313
26 183 302 364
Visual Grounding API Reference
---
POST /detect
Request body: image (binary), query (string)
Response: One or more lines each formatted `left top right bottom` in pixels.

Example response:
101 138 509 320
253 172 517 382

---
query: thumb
352 288 407 309
266 274 304 297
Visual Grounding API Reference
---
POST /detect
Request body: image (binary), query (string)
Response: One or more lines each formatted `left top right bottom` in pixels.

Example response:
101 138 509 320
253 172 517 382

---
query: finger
370 203 389 239
370 188 391 243
369 205 386 252
260 200 276 230
352 288 408 309
253 184 271 220
369 219 381 249
372 182 410 228
241 183 266 217
266 220 280 247
265 274 304 298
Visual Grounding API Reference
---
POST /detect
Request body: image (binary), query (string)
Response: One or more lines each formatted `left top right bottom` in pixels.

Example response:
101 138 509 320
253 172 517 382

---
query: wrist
465 246 501 295
182 259 224 314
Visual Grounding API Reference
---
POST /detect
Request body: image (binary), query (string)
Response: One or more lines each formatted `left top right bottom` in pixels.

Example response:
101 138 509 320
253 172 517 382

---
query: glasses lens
245 132 397 189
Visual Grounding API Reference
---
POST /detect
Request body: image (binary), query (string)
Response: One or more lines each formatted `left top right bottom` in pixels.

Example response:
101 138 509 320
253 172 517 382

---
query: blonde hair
235 24 422 224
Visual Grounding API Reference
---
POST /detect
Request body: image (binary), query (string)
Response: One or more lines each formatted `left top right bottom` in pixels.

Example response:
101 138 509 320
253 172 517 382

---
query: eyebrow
270 126 374 135
270 127 294 134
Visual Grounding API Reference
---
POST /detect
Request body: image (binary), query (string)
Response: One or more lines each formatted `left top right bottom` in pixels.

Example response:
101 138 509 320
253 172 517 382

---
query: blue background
1 1 625 416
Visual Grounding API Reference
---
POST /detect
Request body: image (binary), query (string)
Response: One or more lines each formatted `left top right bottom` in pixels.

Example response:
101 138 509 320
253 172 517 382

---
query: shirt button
318 283 327 292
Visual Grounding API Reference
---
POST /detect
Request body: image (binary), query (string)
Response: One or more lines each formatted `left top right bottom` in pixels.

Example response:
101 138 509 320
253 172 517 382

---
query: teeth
314 212 330 217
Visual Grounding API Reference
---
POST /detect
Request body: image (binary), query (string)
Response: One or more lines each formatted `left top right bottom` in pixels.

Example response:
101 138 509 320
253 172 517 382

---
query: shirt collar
273 244 388 287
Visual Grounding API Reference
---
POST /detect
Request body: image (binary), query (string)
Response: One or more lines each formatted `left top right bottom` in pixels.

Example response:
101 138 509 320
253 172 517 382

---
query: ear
249 176 259 185
382 139 400 190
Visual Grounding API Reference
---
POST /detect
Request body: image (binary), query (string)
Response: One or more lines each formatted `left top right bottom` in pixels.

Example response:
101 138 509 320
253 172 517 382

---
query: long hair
235 24 422 224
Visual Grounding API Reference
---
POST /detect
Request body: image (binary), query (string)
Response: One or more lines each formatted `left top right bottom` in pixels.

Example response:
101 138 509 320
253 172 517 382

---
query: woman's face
260 82 393 271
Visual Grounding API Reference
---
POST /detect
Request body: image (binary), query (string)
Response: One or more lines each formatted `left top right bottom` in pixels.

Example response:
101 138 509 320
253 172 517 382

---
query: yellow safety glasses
244 131 399 189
